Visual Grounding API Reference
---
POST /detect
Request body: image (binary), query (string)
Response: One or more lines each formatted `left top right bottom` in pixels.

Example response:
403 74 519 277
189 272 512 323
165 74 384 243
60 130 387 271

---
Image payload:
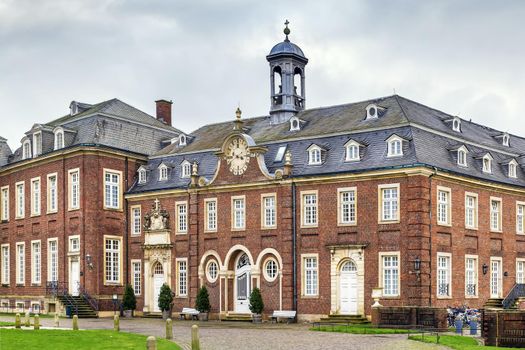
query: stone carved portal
142 198 172 313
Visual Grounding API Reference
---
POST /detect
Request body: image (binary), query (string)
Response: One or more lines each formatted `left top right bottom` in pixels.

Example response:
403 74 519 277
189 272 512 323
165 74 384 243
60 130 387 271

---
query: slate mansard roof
129 95 525 194
3 98 181 166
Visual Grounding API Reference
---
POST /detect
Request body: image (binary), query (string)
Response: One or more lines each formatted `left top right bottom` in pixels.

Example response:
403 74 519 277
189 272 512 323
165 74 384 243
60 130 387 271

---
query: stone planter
162 310 171 320
252 313 262 323
198 312 209 321
123 310 133 318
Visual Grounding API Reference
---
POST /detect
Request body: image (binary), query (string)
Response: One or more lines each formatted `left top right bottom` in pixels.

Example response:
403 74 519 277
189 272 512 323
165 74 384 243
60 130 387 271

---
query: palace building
1 24 524 320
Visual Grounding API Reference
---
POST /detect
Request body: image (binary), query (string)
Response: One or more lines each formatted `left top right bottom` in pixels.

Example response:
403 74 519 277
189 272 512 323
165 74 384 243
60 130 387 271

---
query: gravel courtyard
0 316 450 350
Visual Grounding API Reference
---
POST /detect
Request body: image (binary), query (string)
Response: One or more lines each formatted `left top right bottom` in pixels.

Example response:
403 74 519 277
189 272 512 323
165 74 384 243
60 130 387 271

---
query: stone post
24 311 30 327
146 336 157 350
34 315 40 330
191 324 200 350
114 314 120 332
166 318 173 339
54 313 60 327
15 313 21 328
72 315 79 330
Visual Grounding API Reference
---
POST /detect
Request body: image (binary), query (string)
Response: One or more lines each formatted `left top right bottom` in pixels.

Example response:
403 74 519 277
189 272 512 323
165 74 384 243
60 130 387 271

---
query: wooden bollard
15 313 21 328
191 324 200 350
146 336 157 350
72 315 79 330
24 311 30 327
114 314 120 331
54 313 59 327
166 318 173 339
34 315 40 330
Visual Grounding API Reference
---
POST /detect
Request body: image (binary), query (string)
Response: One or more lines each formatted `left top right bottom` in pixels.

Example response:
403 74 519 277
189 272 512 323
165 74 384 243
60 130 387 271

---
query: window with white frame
104 170 121 209
387 136 403 157
176 202 188 233
381 253 399 296
302 255 318 296
262 194 276 228
465 193 478 229
482 155 492 173
1 245 9 284
33 132 42 156
104 237 121 284
15 182 24 218
31 241 41 284
158 164 168 181
205 199 217 232
517 259 525 284
232 197 245 230
131 206 141 235
490 258 502 298
302 192 318 227
452 118 461 132
1 186 8 221
508 161 517 178
16 243 25 285
437 187 451 225
138 168 147 184
338 188 356 225
132 261 141 295
206 260 218 283
275 146 287 162
22 140 31 160
380 184 399 222
458 148 467 166
437 253 451 297
69 169 80 210
503 134 510 146
54 129 64 150
181 161 191 178
465 256 478 297
517 202 525 234
69 236 80 253
490 198 502 231
31 178 41 216
47 239 58 282
345 141 360 162
177 259 188 296
47 174 57 213
264 258 278 282
308 146 322 165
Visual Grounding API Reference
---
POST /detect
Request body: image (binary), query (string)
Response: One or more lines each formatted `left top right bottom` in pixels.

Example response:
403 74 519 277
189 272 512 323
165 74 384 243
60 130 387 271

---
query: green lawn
311 323 413 334
0 329 181 350
408 334 512 350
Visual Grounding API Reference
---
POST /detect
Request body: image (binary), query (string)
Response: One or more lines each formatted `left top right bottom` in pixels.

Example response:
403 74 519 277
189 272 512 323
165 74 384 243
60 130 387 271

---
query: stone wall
371 306 447 329
482 309 525 347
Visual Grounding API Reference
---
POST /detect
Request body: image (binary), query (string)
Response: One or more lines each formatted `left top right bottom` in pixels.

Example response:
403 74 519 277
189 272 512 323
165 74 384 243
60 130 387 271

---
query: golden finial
236 107 242 120
284 20 290 42
234 107 243 130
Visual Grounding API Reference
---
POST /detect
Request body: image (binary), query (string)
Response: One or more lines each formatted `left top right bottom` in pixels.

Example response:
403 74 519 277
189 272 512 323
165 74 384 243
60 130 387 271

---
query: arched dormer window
54 128 64 150
290 116 300 131
22 139 32 160
307 144 322 165
344 140 362 162
179 134 187 147
452 117 461 132
508 159 518 178
138 167 147 184
158 164 168 181
482 154 493 174
502 133 510 147
32 132 42 157
181 160 191 178
386 135 404 157
457 146 468 167
366 104 379 120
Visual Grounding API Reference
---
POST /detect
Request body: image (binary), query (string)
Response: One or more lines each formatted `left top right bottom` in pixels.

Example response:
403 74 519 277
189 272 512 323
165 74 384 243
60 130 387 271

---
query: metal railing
502 283 525 309
79 284 99 311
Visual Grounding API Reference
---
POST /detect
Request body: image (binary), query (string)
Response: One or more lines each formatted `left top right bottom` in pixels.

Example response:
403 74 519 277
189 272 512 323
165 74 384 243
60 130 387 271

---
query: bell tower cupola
266 20 308 124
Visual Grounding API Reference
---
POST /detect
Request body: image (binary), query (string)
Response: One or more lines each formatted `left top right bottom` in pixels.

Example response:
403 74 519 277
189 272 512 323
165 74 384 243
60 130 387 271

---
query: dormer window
70 101 78 116
54 128 64 150
482 154 493 174
22 139 32 160
181 160 191 178
508 160 518 178
344 140 362 162
138 168 147 184
386 135 404 157
457 146 468 167
290 116 300 131
366 104 379 120
275 145 287 162
452 117 461 132
307 145 322 165
502 133 510 147
32 132 42 157
158 164 168 181
179 134 187 146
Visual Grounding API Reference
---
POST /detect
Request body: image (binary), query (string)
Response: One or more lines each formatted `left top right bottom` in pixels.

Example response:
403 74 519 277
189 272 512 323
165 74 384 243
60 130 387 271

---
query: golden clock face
226 137 250 175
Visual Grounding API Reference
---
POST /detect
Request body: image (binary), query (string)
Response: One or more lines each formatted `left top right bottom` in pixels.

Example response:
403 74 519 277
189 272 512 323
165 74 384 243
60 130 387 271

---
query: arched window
272 66 282 105
345 140 361 162
308 145 322 165
263 258 278 282
181 161 191 178
509 161 518 178
293 67 303 96
386 135 404 157
341 260 357 272
452 118 461 132
22 140 32 160
54 128 64 150
236 253 250 269
482 154 492 174
502 134 510 147
290 116 300 131
154 262 164 275
179 134 187 146
158 164 168 181
366 104 379 120
206 259 219 283
138 168 147 184
458 149 467 166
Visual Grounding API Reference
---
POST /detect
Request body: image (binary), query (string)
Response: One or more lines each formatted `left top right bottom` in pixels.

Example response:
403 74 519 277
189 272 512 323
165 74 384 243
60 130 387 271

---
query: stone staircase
143 312 163 319
484 298 504 309
319 314 370 324
57 295 98 318
222 312 253 322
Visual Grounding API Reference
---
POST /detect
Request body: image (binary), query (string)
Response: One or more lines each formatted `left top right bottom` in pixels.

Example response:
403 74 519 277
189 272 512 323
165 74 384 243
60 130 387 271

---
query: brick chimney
155 99 173 126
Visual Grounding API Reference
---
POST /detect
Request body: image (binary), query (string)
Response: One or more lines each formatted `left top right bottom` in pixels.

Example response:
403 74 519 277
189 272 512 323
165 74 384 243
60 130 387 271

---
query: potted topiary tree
158 283 174 320
195 286 211 321
249 287 264 323
122 284 137 318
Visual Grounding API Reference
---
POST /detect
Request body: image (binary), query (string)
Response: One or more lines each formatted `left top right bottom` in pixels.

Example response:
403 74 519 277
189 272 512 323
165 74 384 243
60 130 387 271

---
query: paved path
0 316 450 350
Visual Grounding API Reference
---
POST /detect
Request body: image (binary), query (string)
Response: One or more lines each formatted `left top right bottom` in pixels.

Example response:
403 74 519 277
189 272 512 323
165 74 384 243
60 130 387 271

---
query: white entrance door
339 261 358 315
69 259 80 296
490 259 502 298
235 254 251 313
153 263 165 312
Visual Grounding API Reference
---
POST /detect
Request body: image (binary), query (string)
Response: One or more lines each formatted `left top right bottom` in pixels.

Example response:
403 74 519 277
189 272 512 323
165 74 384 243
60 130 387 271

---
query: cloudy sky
1 0 524 150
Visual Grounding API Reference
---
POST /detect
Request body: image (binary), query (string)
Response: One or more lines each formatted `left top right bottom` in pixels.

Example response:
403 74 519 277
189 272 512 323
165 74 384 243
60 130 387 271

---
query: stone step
318 314 370 324
223 313 252 322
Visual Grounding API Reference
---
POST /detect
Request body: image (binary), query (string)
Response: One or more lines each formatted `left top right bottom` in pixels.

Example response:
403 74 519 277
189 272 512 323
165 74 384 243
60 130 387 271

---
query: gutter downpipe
428 166 438 307
292 181 297 314
124 157 130 285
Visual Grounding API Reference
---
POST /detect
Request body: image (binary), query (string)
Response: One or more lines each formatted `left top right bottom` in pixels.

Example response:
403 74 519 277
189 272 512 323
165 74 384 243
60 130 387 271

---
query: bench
270 310 296 324
179 307 199 320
